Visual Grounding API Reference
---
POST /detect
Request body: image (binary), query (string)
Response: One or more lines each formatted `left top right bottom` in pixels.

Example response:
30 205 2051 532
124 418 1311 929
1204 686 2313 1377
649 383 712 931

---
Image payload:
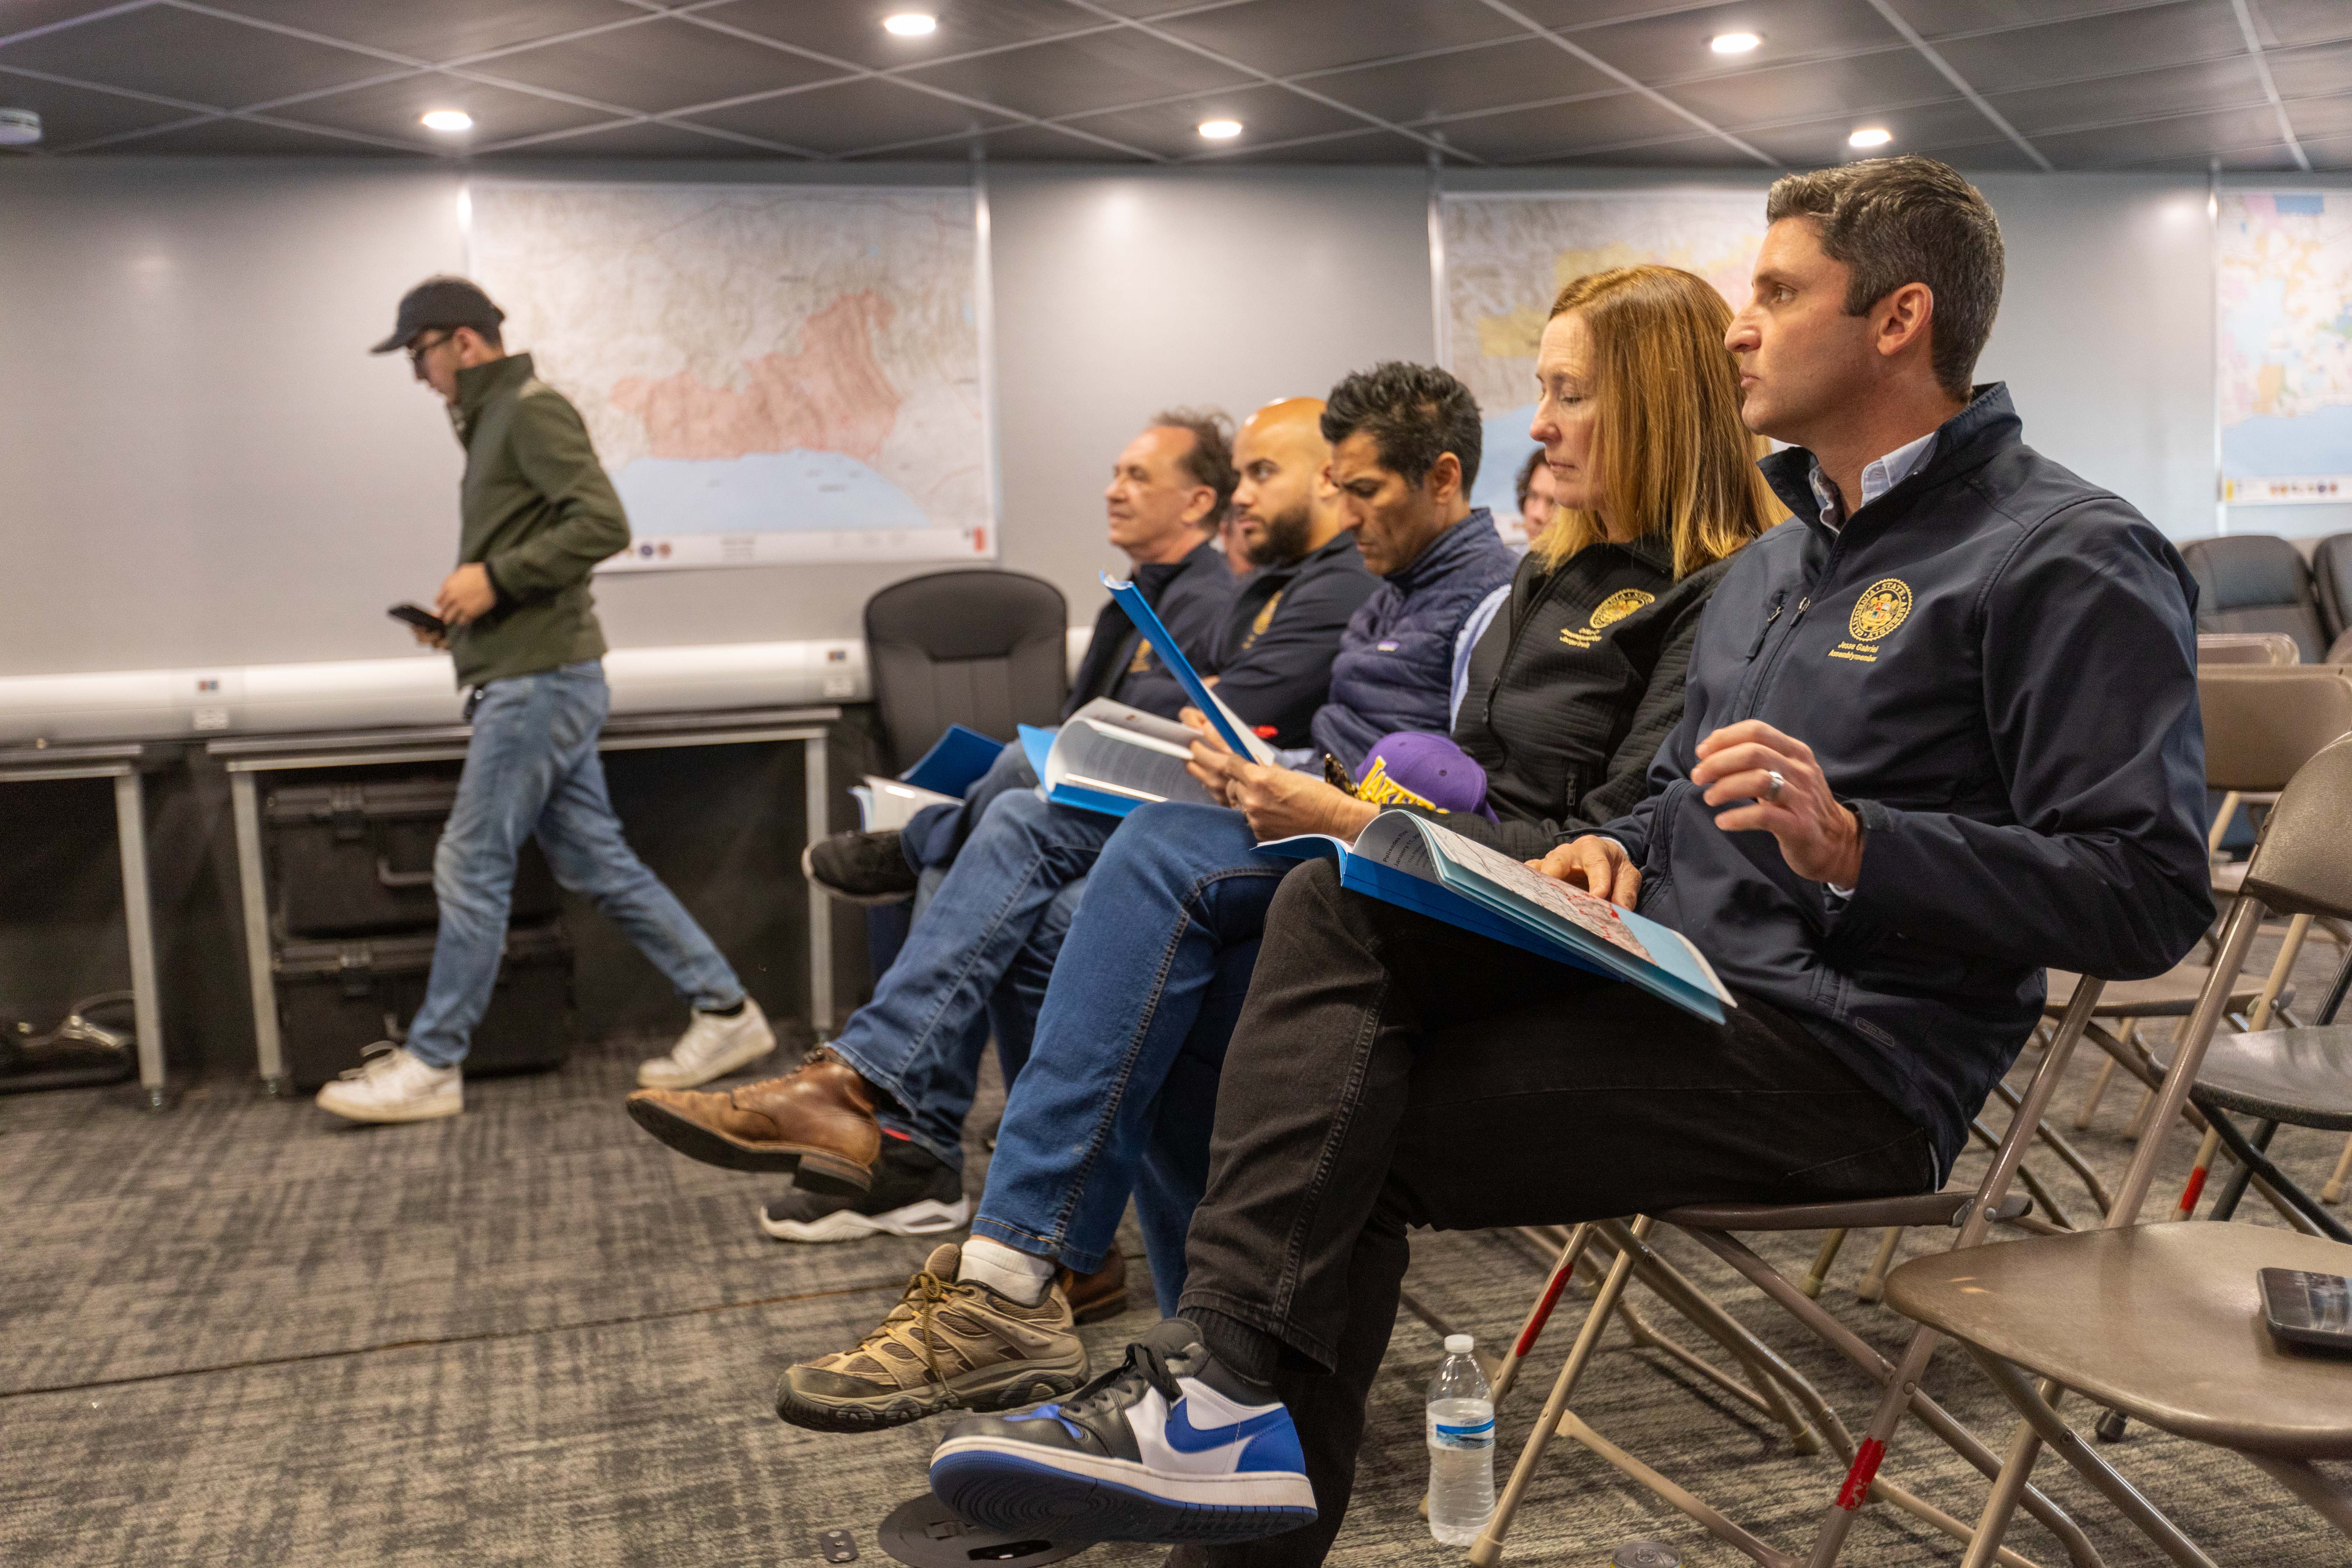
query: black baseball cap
370 274 506 355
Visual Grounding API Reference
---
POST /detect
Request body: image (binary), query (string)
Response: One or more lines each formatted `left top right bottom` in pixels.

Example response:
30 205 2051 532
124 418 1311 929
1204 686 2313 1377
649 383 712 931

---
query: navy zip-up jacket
1065 538 1237 721
1312 510 1518 769
1207 533 1380 751
1599 386 2213 1175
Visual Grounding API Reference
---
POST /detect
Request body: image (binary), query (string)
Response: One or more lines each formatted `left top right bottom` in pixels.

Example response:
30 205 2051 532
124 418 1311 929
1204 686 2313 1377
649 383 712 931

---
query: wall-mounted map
1440 192 1766 524
2218 190 2352 506
468 182 993 571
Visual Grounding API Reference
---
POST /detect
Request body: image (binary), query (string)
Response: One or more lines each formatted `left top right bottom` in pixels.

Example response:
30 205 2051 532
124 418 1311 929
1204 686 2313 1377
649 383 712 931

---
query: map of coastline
2218 191 2352 504
1442 193 1767 523
467 183 990 568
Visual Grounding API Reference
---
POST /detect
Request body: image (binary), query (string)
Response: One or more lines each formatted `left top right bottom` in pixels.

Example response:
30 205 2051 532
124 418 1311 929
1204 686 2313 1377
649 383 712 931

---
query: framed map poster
467 181 995 570
2218 190 2352 507
1439 191 1767 526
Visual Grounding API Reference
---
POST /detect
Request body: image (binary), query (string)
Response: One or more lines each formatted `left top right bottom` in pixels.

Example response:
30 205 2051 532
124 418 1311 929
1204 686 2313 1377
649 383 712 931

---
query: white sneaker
315 1044 462 1124
637 996 776 1089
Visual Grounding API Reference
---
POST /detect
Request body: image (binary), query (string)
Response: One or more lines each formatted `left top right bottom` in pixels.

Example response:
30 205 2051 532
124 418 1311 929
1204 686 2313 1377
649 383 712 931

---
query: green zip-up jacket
444 353 630 688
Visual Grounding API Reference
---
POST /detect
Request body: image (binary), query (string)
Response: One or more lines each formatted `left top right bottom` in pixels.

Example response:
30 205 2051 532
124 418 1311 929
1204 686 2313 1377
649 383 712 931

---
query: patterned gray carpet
5 926 2348 1568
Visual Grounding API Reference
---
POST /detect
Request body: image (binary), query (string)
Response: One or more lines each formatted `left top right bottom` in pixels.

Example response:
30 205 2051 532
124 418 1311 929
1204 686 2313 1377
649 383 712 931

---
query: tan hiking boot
625 1046 882 1189
775 1242 1089 1433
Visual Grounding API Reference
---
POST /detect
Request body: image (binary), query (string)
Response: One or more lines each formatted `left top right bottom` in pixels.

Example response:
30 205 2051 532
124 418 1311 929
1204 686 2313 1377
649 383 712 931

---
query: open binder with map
1258 810 1733 1025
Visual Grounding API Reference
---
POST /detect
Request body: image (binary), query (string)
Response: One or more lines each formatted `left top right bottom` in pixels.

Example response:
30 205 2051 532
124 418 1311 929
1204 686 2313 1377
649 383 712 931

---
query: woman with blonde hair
884 264 1782 1546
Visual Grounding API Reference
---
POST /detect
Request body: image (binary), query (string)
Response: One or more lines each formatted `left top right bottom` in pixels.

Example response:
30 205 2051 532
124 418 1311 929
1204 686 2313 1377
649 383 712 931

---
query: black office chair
864 570 1070 772
2309 533 2352 661
2181 534 2330 663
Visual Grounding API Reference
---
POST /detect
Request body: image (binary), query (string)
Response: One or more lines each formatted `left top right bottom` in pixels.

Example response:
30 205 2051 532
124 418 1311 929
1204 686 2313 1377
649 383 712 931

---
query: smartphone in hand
388 602 449 638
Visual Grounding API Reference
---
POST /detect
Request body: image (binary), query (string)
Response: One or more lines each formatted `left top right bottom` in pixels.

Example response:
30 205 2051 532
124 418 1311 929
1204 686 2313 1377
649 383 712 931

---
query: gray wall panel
0 156 2268 682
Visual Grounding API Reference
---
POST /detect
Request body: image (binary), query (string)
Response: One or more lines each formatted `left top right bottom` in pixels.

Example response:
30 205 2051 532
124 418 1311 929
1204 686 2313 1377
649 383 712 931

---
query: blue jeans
405 661 743 1069
972 801 1287 1313
901 742 1039 873
826 782 1120 1170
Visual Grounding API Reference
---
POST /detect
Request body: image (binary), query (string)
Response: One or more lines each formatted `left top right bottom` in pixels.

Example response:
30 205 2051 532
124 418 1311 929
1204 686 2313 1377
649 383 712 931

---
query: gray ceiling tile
1311 38 1617 125
1882 0 2171 39
0 68 194 150
1571 0 1910 85
0 4 393 107
2249 0 2352 49
483 18 844 113
2298 130 2352 168
1732 99 2017 162
706 0 1107 73
1934 0 2251 94
2266 39 2352 99
1542 133 1762 166
1978 55 2270 136
959 122 1146 160
2029 102 2287 164
2284 93 2352 139
500 118 783 156
1437 91 1713 162
1052 80 1372 160
1209 126 1438 162
285 72 621 150
897 27 1252 119
1149 0 1524 78
107 114 406 154
1505 0 1759 30
682 76 1015 155
1925 139 2051 170
0 0 152 48
2127 142 2309 169
1669 51 1961 127
200 0 644 64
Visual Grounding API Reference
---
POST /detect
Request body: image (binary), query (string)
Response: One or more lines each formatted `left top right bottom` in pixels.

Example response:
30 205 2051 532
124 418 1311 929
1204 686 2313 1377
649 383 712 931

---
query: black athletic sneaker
801 829 920 905
929 1319 1315 1544
761 1138 969 1242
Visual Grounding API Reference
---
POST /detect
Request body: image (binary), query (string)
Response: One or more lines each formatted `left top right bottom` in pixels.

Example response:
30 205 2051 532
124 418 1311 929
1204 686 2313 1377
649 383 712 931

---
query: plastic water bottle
1426 1332 1496 1546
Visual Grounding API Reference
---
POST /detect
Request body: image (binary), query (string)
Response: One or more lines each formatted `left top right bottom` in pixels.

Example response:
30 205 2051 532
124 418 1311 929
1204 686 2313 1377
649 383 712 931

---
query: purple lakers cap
1353 732 1496 820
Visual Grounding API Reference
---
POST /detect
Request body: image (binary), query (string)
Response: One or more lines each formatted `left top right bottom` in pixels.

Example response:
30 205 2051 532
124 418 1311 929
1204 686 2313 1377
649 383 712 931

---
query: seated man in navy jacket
626 374 1514 1258
925 157 2217 1562
811 411 1246 904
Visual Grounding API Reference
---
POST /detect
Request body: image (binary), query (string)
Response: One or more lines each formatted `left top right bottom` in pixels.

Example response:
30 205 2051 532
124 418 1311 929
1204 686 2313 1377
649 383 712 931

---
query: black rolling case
274 920 576 1090
265 778 559 937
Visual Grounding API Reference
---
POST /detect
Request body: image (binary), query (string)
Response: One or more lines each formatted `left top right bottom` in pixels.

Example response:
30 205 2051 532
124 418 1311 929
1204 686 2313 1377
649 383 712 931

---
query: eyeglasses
406 330 453 370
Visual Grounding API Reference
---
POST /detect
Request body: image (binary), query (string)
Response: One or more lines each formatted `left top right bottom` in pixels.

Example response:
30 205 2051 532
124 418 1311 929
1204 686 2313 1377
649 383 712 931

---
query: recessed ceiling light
1710 32 1761 54
1847 126 1892 148
421 110 474 133
883 13 937 35
1198 119 1243 140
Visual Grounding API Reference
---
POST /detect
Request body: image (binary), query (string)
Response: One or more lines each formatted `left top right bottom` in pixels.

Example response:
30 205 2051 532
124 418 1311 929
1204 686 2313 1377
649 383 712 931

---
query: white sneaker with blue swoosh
928 1318 1316 1543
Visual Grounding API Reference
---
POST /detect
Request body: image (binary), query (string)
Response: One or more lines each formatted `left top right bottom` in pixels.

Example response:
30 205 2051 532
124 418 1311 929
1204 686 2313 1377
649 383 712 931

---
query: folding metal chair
1885 733 2352 1564
1469 982 2116 1568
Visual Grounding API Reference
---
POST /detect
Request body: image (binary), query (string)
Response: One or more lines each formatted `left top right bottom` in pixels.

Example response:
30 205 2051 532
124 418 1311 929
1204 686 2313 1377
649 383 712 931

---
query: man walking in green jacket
318 276 773 1123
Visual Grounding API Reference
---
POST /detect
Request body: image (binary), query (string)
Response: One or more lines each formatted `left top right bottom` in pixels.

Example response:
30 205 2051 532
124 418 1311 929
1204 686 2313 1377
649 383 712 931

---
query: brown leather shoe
626 1047 881 1190
1056 1249 1129 1325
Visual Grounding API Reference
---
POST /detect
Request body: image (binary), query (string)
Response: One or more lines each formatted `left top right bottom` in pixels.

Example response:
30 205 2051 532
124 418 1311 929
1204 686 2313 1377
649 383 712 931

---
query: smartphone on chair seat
2258 1267 2352 1355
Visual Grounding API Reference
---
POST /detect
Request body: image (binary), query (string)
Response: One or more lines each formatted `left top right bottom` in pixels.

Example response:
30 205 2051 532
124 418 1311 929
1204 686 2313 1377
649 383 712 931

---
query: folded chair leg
1992 1079 2113 1217
2073 1055 2119 1130
1801 1230 1850 1298
1490 1223 1592 1409
2322 1131 2352 1205
1958 1346 2219 1568
1470 1217 1648 1568
2240 1454 2352 1538
2205 1119 2277 1221
1854 1227 1904 1303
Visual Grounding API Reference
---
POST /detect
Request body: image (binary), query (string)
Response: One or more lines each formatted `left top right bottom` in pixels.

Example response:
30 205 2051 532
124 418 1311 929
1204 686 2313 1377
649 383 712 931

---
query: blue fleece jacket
1311 510 1518 771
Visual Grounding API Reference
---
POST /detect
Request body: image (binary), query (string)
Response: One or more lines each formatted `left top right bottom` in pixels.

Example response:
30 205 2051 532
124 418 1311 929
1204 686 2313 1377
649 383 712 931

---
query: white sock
958 1237 1055 1306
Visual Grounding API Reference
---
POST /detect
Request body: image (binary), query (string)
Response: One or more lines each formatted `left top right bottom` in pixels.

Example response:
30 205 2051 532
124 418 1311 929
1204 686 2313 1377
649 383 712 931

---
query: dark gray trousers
1174 857 1934 1568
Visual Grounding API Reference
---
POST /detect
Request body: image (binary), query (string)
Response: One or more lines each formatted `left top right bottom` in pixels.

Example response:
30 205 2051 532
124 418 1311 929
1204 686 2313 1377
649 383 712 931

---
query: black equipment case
265 778 559 937
274 920 576 1090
